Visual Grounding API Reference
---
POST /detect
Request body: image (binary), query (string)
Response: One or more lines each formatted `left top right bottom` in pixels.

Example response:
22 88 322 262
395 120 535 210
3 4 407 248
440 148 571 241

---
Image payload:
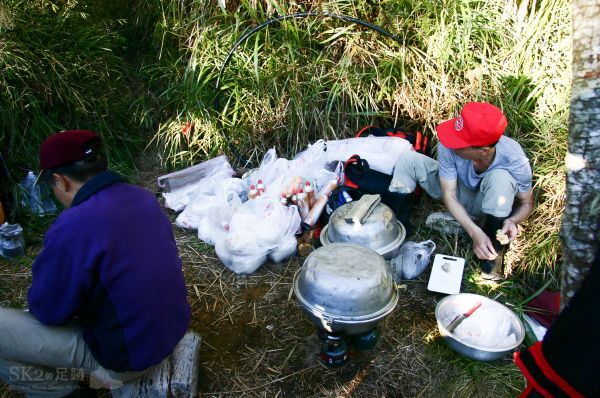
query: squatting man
389 102 534 280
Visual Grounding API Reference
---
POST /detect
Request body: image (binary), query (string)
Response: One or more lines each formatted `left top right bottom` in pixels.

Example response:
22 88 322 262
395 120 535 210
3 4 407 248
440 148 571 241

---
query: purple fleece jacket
28 171 191 372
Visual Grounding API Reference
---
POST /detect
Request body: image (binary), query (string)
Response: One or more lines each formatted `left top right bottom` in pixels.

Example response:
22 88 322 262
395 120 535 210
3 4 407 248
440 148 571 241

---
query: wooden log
111 332 202 398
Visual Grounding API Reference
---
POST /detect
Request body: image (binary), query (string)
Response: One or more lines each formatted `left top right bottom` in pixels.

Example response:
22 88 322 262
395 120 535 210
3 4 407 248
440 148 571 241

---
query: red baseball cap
39 130 101 170
436 102 507 149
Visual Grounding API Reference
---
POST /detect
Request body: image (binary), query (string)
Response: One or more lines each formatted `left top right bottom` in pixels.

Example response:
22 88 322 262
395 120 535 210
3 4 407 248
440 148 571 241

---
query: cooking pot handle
323 315 336 327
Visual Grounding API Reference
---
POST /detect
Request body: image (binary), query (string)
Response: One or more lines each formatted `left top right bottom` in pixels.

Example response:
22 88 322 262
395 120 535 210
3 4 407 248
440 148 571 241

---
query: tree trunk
560 0 600 306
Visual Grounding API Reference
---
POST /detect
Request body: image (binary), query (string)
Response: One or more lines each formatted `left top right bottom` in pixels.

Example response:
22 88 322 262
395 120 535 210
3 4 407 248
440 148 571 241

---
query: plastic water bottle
20 171 57 215
256 179 265 194
248 184 258 200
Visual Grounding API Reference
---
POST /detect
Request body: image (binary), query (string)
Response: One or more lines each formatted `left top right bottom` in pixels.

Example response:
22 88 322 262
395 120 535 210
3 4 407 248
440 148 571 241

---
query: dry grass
0 189 526 397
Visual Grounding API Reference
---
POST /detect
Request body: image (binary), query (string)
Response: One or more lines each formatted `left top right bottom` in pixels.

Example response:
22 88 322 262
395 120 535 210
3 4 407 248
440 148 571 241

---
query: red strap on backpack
343 154 361 189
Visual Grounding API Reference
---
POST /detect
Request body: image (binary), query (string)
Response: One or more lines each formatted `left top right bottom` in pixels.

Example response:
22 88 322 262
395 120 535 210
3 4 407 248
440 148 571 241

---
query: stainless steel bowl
435 293 525 361
320 201 406 259
294 243 398 335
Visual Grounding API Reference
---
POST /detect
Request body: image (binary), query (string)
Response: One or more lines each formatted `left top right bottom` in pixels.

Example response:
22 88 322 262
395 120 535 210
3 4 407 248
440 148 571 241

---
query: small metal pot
320 200 405 259
293 243 398 335
435 293 525 361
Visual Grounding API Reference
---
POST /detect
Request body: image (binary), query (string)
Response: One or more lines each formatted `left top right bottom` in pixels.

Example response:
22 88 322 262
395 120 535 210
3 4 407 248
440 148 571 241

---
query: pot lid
324 199 402 252
294 243 398 320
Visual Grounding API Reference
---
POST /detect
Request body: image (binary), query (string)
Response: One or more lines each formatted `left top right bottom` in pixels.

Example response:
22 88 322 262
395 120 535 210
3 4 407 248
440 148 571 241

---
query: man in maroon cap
0 130 190 397
389 102 534 279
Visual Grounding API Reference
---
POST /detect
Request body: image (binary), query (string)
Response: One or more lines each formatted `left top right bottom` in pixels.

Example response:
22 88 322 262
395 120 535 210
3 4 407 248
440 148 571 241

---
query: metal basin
320 201 405 259
293 243 398 334
435 293 525 361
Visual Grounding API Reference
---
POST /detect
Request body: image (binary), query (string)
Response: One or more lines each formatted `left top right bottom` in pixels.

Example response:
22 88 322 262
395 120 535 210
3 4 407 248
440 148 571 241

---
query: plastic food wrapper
162 156 235 211
215 197 301 274
390 240 436 281
452 307 516 348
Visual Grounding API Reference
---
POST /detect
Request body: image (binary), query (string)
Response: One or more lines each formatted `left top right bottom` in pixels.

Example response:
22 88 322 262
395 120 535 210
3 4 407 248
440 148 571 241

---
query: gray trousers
0 308 148 398
389 151 518 218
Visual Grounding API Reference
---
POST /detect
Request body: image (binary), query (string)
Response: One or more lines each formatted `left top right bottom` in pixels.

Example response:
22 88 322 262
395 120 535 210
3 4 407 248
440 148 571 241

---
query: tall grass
142 0 570 280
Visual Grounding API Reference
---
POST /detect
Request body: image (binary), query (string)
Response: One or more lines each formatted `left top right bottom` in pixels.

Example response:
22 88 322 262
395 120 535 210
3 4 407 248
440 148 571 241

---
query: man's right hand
471 228 498 260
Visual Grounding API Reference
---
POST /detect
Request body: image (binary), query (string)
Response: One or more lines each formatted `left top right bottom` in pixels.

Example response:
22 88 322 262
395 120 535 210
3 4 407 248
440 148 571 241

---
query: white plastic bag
216 198 301 274
215 232 269 275
268 235 298 263
176 177 244 246
250 142 332 200
390 240 436 281
200 191 242 245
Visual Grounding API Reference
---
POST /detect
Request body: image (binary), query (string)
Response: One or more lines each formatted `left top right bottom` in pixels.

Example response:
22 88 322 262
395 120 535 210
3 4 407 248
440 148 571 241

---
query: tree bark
560 0 600 306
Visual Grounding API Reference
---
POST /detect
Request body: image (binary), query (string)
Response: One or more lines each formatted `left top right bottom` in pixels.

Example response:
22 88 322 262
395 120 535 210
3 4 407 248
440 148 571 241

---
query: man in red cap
389 102 534 279
0 130 190 397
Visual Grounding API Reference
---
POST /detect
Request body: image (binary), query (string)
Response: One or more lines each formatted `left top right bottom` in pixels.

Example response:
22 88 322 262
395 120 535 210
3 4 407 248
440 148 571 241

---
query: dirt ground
0 166 526 397
174 229 525 398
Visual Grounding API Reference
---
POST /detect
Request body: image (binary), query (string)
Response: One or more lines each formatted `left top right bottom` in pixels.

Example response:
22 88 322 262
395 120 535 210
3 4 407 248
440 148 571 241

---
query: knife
446 302 482 333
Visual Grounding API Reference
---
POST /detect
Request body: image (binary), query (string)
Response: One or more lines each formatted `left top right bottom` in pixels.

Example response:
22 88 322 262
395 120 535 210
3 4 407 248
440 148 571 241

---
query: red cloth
526 290 560 328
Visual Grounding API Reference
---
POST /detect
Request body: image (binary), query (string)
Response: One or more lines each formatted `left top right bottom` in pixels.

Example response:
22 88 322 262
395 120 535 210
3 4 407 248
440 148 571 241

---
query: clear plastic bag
20 171 57 215
0 222 25 258
162 156 235 211
157 155 234 192
249 142 332 201
390 240 436 281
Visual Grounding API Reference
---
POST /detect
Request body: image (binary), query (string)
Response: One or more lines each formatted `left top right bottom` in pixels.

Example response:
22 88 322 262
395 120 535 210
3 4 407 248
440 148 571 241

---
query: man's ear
52 173 71 192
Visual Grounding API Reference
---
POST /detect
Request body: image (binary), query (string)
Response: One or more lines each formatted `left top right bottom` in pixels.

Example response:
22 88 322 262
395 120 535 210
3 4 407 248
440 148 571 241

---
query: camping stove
294 243 397 366
318 331 348 368
316 328 380 367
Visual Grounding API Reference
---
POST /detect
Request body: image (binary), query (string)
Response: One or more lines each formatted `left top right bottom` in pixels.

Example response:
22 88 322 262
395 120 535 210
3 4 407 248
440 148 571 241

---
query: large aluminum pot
320 200 405 259
293 243 398 335
435 293 525 361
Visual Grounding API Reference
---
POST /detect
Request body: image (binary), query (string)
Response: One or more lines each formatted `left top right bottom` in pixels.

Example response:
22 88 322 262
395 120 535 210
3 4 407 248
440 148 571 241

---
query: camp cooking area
147 136 525 396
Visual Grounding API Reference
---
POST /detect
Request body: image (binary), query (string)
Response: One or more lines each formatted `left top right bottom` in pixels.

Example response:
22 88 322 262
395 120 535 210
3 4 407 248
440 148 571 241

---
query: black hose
214 12 402 169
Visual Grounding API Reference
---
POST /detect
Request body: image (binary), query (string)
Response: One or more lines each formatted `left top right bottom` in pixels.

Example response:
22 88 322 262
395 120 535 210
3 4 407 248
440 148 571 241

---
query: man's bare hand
501 219 519 242
471 228 498 260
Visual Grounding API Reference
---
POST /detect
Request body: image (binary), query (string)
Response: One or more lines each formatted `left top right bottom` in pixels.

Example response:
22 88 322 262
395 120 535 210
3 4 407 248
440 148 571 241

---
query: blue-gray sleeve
512 159 533 192
437 143 457 180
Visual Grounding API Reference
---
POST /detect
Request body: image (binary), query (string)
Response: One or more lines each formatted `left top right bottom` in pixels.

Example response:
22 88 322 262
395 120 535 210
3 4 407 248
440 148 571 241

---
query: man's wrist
465 224 480 239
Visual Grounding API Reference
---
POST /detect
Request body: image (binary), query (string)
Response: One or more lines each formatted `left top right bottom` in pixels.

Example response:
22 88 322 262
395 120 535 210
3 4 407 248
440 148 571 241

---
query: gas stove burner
349 328 380 351
318 332 348 368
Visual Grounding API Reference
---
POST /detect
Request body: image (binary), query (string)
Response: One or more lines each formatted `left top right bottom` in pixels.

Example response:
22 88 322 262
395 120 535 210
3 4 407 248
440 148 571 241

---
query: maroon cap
436 102 507 149
39 130 100 170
